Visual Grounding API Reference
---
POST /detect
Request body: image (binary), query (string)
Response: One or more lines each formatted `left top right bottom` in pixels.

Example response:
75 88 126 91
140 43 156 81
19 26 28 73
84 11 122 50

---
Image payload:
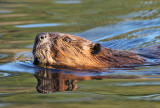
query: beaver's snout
39 35 47 40
35 32 49 41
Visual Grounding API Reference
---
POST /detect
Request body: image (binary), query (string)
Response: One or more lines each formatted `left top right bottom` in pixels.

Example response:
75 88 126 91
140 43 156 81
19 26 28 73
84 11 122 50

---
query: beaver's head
33 32 102 69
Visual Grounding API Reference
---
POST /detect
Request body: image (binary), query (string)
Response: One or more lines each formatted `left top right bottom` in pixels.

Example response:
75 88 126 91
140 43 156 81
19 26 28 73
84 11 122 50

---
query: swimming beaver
33 32 148 69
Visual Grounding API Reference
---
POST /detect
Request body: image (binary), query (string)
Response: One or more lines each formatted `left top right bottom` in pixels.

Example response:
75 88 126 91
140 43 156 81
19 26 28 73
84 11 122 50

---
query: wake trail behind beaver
77 16 160 50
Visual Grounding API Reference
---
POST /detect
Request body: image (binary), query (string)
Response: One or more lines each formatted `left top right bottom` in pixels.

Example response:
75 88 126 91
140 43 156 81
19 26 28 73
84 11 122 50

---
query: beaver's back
92 47 145 68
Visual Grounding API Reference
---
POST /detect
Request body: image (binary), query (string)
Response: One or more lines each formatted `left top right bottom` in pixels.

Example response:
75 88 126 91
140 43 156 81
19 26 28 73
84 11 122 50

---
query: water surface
55 0 81 4
15 23 64 28
1 0 160 108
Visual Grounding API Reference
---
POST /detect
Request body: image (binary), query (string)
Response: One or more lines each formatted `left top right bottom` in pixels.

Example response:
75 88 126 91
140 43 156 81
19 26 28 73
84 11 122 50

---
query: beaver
33 32 154 70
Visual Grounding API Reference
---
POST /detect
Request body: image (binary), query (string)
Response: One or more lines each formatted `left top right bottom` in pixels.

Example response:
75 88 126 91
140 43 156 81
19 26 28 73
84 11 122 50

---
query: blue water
0 10 12 14
15 23 64 28
78 17 160 43
55 0 81 4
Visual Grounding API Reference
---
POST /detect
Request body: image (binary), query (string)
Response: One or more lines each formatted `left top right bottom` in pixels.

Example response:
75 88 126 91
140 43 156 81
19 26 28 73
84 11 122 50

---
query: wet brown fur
33 32 145 69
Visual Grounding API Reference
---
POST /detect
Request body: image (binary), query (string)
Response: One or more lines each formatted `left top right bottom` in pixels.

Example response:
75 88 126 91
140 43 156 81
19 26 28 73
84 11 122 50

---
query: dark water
1 0 160 107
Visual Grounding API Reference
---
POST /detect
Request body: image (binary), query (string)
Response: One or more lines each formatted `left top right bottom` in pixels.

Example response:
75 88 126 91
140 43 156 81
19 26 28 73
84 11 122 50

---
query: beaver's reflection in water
34 69 105 93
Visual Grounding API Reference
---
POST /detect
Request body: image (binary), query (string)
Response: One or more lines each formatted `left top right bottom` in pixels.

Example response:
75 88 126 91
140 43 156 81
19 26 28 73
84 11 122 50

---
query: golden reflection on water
35 70 105 93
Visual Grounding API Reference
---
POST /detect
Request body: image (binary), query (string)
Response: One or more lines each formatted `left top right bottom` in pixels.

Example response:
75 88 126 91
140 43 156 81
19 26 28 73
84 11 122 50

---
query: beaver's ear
90 43 102 55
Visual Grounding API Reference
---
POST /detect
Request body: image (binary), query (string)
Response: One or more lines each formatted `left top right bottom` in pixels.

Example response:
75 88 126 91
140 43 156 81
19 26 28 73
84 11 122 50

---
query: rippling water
1 0 160 108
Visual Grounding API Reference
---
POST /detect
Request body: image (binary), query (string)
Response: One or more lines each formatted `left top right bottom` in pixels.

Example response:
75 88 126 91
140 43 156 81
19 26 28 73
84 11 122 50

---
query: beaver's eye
62 37 71 43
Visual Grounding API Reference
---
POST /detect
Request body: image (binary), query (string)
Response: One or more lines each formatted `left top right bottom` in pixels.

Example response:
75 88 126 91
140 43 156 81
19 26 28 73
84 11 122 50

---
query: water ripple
129 94 160 101
0 103 10 107
113 81 160 86
15 23 64 28
0 10 13 14
54 0 81 4
117 9 158 19
0 54 8 59
0 72 10 77
77 17 160 48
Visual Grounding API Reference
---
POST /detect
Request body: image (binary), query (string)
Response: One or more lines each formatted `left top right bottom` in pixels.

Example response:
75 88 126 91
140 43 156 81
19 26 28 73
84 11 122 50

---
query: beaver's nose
39 35 47 40
36 32 48 41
